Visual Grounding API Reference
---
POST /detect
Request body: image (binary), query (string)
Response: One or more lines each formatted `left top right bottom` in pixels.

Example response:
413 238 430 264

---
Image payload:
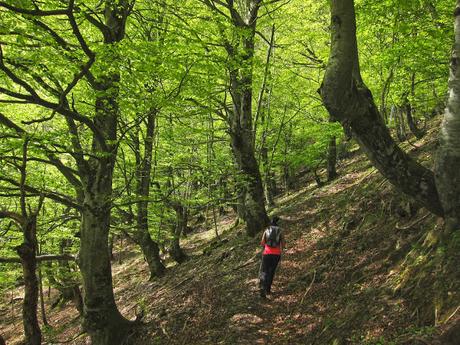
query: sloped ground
2 117 460 344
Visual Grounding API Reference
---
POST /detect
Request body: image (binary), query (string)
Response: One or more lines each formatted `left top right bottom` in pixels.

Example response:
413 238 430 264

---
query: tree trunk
17 217 41 345
72 285 84 316
327 136 338 181
261 147 275 207
434 1 460 233
80 201 132 344
320 0 443 217
76 3 135 343
225 0 269 237
405 100 425 139
380 67 394 123
38 264 48 327
258 26 276 207
135 227 165 279
230 131 269 236
133 110 165 279
395 107 407 142
327 116 338 181
170 203 188 264
79 62 131 345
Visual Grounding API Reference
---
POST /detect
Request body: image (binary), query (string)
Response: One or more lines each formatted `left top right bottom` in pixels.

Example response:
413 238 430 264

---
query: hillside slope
2 117 460 345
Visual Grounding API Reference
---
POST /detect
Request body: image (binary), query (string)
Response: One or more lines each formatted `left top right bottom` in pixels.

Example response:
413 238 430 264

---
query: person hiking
259 216 285 298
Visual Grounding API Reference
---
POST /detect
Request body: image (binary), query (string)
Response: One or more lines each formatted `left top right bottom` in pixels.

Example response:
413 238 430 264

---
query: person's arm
260 231 266 246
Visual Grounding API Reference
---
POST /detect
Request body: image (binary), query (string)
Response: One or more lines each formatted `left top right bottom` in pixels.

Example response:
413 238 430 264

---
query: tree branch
67 0 95 60
0 254 76 264
0 176 81 210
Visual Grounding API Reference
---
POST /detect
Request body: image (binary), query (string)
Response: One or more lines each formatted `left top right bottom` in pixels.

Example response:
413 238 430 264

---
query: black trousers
259 254 281 293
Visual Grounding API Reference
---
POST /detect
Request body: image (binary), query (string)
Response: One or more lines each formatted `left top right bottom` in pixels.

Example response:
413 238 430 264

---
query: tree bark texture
320 0 444 217
80 196 132 344
0 214 41 345
434 1 460 232
225 0 269 237
79 102 133 343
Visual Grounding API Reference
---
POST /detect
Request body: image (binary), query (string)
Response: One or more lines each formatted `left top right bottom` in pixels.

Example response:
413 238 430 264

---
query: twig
232 254 257 271
396 213 430 231
160 323 170 338
348 168 377 200
409 337 431 345
375 177 389 190
173 277 193 289
300 269 316 305
443 305 460 324
48 331 86 343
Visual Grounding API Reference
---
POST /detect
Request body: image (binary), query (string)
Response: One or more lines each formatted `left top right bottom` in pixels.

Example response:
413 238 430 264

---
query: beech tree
199 0 270 236
0 0 135 343
0 139 43 345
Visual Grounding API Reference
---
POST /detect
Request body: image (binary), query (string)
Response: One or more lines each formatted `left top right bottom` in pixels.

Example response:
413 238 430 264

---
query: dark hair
270 216 280 226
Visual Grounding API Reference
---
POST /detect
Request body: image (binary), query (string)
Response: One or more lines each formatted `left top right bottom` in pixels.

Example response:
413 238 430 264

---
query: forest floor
2 116 460 345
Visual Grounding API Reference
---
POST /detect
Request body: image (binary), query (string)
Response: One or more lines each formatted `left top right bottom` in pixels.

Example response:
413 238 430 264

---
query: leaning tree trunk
434 1 460 234
319 0 443 217
17 216 41 345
